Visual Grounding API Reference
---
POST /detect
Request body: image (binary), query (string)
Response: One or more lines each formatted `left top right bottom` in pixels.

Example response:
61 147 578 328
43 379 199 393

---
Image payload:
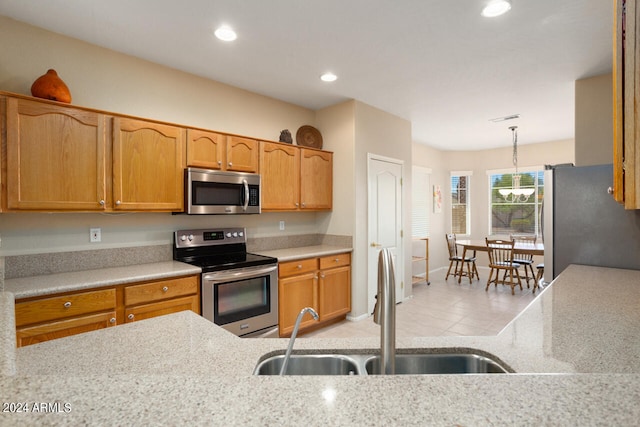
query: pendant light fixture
498 126 535 202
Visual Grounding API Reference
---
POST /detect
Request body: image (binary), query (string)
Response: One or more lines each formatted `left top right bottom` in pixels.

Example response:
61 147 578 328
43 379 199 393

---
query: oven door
201 264 278 337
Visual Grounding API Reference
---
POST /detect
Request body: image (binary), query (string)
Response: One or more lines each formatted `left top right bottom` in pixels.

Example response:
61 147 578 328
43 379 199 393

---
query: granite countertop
1 265 640 425
4 261 202 299
257 245 352 262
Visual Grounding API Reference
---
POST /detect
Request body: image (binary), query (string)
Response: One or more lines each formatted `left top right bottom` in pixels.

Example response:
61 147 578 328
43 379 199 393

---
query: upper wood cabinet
300 148 333 210
186 131 258 173
5 96 108 211
260 141 332 211
260 141 300 210
613 0 640 209
112 117 185 211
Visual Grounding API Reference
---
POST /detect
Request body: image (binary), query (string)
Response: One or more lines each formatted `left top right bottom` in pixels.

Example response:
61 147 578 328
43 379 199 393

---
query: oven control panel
174 228 246 248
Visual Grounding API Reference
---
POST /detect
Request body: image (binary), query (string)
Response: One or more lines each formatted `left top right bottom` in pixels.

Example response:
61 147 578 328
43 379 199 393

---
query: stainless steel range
173 228 278 337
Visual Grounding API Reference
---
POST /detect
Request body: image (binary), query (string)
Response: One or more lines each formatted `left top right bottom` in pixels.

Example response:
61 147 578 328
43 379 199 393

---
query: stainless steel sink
364 353 509 375
254 354 361 375
254 351 510 376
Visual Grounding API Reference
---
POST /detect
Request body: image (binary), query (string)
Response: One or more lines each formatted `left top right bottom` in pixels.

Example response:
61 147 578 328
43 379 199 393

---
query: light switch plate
279 221 285 231
90 228 101 243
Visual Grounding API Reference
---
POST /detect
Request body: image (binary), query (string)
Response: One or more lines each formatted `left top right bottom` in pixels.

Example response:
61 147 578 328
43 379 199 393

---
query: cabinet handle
63 301 72 308
162 286 169 292
128 314 134 320
115 200 121 206
109 318 116 324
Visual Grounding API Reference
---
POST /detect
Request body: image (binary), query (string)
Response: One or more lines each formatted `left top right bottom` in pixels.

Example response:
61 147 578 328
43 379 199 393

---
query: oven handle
242 179 249 212
203 264 277 283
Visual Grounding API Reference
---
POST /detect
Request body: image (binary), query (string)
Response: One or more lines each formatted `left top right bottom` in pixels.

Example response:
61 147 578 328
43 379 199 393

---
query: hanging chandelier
498 126 535 203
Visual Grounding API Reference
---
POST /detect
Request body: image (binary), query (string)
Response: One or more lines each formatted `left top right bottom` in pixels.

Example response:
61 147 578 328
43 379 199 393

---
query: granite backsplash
4 234 352 279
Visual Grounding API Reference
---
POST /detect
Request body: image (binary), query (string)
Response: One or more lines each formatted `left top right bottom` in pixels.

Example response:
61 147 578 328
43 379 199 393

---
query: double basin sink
254 350 511 376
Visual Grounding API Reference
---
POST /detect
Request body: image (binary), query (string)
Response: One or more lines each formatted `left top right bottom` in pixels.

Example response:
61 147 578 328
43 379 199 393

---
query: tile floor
302 269 542 339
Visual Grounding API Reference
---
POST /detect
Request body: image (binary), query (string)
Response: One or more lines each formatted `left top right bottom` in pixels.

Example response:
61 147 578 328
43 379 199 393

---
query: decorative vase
30 69 72 103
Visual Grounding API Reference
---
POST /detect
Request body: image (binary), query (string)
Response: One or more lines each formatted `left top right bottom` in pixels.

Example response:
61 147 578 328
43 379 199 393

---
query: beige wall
575 73 613 166
0 16 324 255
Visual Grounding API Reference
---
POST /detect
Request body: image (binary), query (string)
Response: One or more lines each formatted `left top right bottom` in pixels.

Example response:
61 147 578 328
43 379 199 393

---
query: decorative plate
296 125 323 149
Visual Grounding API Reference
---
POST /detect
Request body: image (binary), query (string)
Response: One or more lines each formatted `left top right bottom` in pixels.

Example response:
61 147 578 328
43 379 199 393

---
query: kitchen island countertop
1 264 639 426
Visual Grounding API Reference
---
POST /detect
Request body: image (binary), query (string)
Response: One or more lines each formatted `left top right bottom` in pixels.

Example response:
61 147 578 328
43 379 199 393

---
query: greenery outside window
451 171 471 235
488 168 544 236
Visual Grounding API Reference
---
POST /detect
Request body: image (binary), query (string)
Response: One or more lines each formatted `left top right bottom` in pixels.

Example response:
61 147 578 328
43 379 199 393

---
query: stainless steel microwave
184 168 261 214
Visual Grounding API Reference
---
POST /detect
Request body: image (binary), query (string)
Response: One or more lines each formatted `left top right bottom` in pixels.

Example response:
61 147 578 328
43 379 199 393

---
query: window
488 168 544 236
451 171 471 235
412 166 431 238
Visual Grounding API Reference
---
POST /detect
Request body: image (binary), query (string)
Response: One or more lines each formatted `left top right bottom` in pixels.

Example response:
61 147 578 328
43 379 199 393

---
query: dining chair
509 234 537 288
485 238 522 295
445 234 479 284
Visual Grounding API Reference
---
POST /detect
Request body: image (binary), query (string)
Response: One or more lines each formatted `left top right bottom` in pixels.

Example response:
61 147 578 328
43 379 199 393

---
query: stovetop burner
173 227 277 272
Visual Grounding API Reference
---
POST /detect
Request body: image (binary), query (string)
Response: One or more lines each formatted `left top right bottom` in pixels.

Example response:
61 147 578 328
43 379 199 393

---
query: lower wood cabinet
278 252 351 337
14 275 200 347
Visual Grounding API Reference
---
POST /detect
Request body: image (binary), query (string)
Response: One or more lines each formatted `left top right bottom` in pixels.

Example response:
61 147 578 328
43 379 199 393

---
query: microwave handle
243 179 249 212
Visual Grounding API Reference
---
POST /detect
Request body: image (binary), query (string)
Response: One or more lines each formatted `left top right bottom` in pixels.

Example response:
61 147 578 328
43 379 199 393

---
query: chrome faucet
279 307 319 375
373 248 396 374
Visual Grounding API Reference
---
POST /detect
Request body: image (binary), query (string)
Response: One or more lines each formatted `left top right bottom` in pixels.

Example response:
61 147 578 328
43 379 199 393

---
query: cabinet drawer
279 258 318 278
16 311 117 347
319 252 351 269
124 295 200 323
124 276 198 306
15 289 116 327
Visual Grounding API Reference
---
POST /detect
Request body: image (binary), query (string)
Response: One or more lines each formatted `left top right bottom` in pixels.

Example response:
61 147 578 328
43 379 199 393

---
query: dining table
455 239 544 284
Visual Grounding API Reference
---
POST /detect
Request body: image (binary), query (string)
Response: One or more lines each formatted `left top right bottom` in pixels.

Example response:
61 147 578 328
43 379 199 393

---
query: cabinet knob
115 200 121 206
335 258 340 263
301 203 306 208
218 160 222 166
110 318 116 324
321 273 325 278
296 264 302 269
228 162 233 167
607 186 614 195
128 314 134 320
63 301 72 308
99 199 105 207
162 286 169 292
295 202 299 207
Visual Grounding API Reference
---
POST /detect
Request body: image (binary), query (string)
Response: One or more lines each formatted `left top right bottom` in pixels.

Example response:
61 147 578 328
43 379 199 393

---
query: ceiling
0 0 613 151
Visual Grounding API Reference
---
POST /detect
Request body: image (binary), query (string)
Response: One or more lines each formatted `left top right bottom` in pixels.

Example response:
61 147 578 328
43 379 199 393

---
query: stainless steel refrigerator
543 163 640 283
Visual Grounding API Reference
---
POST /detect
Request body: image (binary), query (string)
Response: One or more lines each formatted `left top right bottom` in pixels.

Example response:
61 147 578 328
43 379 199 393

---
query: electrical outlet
90 228 101 243
279 221 285 231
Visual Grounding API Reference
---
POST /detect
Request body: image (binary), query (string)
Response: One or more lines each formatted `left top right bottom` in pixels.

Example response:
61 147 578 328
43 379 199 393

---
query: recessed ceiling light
214 26 237 42
320 72 338 82
481 0 512 18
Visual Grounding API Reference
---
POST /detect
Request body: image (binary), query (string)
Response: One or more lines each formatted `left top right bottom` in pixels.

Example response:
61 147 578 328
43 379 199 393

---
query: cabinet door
613 0 640 209
5 97 107 210
226 136 259 172
16 311 117 347
260 141 300 210
186 129 225 169
278 272 318 336
318 265 351 321
300 149 332 210
124 295 200 323
112 117 185 211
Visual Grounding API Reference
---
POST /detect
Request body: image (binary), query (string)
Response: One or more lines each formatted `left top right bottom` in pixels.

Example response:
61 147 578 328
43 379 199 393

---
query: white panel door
367 155 404 314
